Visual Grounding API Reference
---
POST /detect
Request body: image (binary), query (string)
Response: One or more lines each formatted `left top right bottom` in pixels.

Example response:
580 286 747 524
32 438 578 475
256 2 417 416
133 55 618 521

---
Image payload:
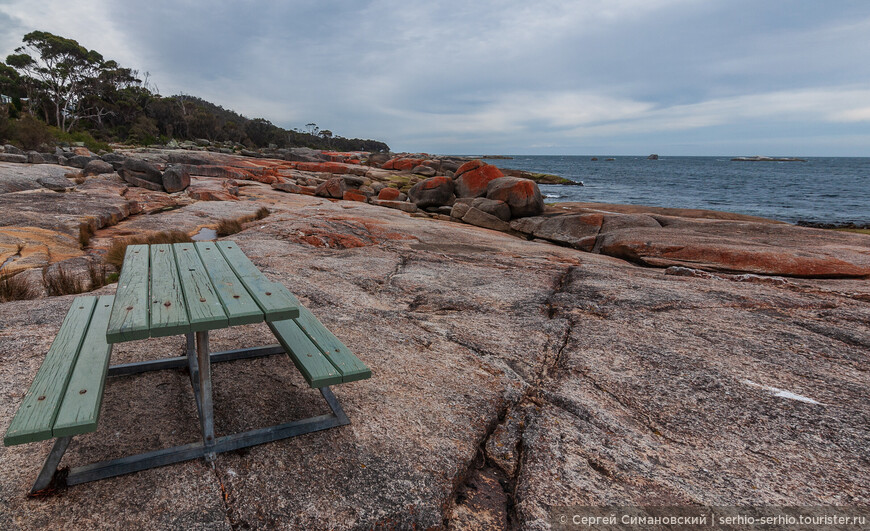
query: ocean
482 156 870 226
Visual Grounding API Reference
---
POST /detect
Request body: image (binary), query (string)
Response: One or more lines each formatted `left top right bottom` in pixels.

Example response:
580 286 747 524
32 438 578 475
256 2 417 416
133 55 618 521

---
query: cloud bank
1 0 869 155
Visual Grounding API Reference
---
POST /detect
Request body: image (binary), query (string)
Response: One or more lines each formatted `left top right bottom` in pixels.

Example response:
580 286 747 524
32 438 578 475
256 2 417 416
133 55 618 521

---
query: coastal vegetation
0 31 389 152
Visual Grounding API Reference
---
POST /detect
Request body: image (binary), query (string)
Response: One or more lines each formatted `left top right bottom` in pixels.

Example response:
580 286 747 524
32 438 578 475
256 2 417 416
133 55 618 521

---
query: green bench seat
4 295 114 446
268 304 371 388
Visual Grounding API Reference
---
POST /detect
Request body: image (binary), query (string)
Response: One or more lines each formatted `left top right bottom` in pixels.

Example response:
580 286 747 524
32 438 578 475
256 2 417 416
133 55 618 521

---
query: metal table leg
37 336 353 489
29 436 72 494
195 330 216 461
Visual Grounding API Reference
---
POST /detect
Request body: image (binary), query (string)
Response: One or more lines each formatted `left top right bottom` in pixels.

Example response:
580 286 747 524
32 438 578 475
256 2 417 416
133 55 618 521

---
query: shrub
215 218 243 236
15 115 55 151
105 230 193 269
79 223 95 248
0 115 15 144
253 206 271 220
42 265 85 296
87 261 108 290
51 127 111 153
0 273 37 302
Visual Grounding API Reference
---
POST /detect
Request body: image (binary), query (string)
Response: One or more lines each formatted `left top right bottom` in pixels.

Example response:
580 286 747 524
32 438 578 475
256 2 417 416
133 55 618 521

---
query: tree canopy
1 31 389 152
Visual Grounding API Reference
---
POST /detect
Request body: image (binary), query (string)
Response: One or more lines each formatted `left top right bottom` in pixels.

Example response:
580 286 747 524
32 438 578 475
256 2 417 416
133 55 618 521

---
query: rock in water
408 176 455 208
485 177 544 218
162 165 191 193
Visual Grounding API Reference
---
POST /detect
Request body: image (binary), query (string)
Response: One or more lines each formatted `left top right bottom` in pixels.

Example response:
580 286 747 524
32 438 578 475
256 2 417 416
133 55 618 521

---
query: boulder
341 175 367 187
461 207 512 232
29 152 58 164
412 165 437 177
343 190 368 202
36 175 75 192
272 182 316 195
65 155 97 169
82 159 116 176
285 147 324 162
101 153 126 163
162 166 191 193
370 199 418 213
378 187 402 201
470 198 511 222
366 152 391 166
315 177 347 199
120 159 164 188
167 152 211 165
71 146 93 156
510 213 604 251
454 162 504 198
595 228 870 278
450 200 472 219
408 176 455 208
2 144 24 155
485 177 544 218
187 187 238 201
122 174 164 192
0 153 27 163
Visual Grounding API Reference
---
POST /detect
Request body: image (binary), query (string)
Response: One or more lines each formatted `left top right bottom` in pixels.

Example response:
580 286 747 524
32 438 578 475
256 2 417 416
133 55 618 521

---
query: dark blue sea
482 156 870 226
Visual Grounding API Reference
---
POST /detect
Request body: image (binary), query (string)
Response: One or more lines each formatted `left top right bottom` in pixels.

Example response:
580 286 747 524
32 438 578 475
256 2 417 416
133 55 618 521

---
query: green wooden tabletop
106 241 300 343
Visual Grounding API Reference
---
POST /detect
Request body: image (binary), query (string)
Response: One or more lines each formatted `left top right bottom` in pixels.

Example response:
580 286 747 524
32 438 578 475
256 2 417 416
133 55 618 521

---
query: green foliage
50 126 111 152
3 30 390 152
14 114 54 150
127 115 159 145
0 114 14 144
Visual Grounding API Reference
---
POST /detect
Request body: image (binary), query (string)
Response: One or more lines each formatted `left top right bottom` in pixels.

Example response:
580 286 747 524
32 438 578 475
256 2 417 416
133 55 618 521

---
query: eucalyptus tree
5 31 105 131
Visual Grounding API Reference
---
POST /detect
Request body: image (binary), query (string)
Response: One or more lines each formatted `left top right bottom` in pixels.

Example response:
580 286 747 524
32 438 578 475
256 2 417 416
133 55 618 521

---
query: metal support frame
28 339 350 493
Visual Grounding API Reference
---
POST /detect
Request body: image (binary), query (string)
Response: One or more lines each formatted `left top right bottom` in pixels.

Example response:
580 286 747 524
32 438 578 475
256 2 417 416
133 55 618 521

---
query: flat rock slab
0 162 79 194
1 184 868 529
512 203 870 278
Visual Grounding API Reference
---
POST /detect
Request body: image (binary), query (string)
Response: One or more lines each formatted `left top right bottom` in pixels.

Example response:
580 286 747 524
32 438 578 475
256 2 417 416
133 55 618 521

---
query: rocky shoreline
1 144 869 528
1 144 867 285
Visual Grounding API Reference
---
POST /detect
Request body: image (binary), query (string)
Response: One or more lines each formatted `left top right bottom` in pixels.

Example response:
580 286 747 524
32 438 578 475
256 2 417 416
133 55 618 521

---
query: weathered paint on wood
173 243 227 332
215 241 300 321
294 306 371 383
4 297 96 445
194 242 263 326
148 245 189 337
267 320 343 388
53 295 115 438
106 245 150 343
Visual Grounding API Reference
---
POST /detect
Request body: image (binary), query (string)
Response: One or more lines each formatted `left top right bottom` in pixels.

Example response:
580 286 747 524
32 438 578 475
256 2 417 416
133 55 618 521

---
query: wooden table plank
53 295 115 437
194 242 263 326
148 245 189 337
106 245 150 343
173 243 228 332
295 306 371 383
267 320 343 388
215 241 300 321
3 297 96 445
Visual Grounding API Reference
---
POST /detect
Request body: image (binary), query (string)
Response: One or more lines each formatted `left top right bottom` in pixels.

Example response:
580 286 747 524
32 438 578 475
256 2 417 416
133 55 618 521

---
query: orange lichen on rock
455 163 504 198
292 162 352 174
343 190 368 202
378 187 401 200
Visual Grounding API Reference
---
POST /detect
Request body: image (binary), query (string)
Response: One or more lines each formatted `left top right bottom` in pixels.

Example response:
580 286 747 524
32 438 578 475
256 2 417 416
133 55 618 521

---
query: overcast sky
2 0 870 155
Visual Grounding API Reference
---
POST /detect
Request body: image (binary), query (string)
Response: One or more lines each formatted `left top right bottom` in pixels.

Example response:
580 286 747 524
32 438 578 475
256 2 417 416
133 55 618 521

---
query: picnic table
4 240 370 494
